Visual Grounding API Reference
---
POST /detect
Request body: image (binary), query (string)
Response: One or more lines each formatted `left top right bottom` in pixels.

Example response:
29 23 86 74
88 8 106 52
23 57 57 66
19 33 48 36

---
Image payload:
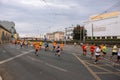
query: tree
73 25 87 41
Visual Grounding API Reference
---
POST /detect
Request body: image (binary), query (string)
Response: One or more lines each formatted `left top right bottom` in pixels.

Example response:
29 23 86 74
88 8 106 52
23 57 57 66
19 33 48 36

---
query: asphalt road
0 43 120 80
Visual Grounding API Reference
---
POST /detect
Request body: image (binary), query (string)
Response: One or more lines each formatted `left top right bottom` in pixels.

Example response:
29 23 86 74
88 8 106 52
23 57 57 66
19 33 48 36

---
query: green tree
73 25 87 41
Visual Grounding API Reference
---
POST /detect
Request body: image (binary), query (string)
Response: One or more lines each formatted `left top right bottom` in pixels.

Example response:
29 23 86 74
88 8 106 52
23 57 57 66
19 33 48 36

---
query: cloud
0 0 119 37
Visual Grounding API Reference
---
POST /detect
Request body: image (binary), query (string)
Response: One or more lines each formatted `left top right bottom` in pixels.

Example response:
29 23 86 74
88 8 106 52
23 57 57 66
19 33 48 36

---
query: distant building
84 11 120 39
0 25 12 44
0 21 18 39
46 31 64 41
65 27 74 41
46 33 54 41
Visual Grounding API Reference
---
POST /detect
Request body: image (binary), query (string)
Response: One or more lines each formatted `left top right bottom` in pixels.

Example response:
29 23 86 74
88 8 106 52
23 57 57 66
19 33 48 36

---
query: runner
52 41 57 51
116 48 120 63
94 45 101 64
55 45 61 57
60 42 64 51
90 43 95 58
39 41 43 47
110 44 118 60
20 40 23 48
81 43 87 56
34 43 40 56
44 42 49 51
102 44 107 58
28 41 31 47
100 44 103 52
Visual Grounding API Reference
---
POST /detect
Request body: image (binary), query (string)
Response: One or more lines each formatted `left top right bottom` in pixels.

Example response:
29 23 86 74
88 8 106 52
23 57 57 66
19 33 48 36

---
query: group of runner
12 40 119 65
12 40 64 57
80 43 120 64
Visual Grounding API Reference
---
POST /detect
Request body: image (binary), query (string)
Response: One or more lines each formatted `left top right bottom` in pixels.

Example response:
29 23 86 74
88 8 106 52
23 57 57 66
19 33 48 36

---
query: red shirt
90 45 95 53
82 45 87 50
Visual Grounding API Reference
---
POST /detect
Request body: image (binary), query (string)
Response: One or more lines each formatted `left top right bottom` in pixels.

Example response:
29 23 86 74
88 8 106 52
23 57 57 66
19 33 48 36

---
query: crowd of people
12 40 120 66
12 40 64 57
80 43 120 65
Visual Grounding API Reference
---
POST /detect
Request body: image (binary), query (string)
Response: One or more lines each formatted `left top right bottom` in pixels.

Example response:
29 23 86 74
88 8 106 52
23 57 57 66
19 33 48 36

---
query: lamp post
91 23 94 39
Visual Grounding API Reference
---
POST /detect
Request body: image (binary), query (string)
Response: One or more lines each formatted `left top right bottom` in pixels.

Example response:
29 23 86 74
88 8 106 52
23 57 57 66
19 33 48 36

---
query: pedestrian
116 48 120 63
110 44 118 60
55 45 61 57
52 41 57 51
81 43 87 56
20 40 23 48
90 43 95 58
34 43 40 56
94 45 101 64
102 44 107 58
60 42 64 51
44 42 49 51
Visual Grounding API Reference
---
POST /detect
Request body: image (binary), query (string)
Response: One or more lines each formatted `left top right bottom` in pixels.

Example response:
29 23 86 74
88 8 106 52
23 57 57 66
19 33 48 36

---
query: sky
0 0 120 37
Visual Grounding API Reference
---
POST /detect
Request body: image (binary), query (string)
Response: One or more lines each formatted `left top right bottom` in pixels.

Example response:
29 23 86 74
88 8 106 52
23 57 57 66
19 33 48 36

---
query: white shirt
118 48 120 56
95 47 101 55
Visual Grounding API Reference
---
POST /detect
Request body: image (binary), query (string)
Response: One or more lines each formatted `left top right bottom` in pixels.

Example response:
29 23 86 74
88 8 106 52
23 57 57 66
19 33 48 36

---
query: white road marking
27 56 68 72
72 53 101 80
0 76 2 80
0 50 34 65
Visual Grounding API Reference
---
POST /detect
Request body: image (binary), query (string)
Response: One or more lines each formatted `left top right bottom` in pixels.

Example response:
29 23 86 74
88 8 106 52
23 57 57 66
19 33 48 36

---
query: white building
65 27 74 41
46 31 64 41
84 11 120 39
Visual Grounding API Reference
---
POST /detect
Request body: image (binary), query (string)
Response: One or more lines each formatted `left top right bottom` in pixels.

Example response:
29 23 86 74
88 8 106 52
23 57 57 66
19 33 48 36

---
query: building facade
46 31 64 41
65 27 74 41
0 21 17 40
84 11 120 39
0 25 12 44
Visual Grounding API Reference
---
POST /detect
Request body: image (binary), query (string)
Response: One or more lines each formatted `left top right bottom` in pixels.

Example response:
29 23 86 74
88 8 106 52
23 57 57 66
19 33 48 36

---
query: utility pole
83 26 85 42
92 23 94 39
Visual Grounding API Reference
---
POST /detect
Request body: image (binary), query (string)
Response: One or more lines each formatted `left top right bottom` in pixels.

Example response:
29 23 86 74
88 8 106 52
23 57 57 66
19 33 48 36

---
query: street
0 44 120 80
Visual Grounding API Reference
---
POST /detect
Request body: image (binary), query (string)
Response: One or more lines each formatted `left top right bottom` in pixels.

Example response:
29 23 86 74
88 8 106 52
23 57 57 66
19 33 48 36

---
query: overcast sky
0 0 119 37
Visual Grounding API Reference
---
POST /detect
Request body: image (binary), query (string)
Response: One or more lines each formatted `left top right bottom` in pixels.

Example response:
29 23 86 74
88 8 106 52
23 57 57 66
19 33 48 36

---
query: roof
90 11 119 21
0 25 11 33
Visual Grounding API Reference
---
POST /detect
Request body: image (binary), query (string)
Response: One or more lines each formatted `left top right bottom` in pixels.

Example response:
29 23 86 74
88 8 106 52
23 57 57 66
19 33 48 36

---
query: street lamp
91 23 94 39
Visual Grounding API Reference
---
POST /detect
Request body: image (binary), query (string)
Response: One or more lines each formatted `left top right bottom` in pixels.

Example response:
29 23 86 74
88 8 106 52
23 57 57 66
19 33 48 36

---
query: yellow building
0 25 12 44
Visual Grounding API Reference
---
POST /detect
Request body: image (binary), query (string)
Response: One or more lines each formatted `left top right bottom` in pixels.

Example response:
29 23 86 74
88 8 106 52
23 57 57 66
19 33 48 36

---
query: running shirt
102 46 107 52
95 47 101 55
35 44 40 50
60 43 64 48
118 48 120 56
39 42 42 46
112 45 117 52
90 45 95 53
53 42 57 47
82 44 87 51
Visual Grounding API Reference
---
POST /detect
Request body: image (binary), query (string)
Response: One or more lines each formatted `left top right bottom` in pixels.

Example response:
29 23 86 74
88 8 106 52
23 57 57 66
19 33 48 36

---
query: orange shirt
82 45 87 50
90 45 95 53
53 42 56 46
35 44 40 50
60 44 64 48
32 42 37 47
100 45 103 51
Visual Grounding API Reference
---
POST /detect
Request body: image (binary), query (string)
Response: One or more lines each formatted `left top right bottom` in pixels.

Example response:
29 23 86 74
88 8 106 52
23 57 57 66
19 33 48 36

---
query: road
0 43 120 80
